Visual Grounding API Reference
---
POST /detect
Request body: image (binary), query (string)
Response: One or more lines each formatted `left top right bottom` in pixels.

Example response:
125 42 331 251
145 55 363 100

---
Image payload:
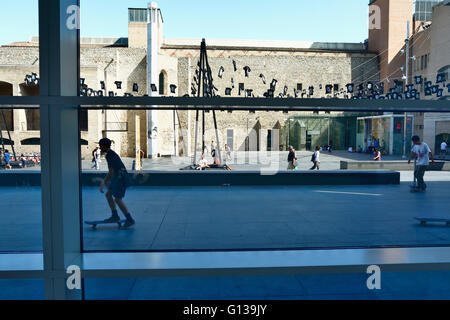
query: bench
340 161 449 171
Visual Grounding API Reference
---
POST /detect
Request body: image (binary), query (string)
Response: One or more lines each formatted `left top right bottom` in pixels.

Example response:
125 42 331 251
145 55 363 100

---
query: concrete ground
3 271 450 300
1 172 450 252
1 172 450 300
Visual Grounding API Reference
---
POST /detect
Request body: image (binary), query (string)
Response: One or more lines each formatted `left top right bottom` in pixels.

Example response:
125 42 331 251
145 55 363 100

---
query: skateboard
415 217 450 227
85 219 127 230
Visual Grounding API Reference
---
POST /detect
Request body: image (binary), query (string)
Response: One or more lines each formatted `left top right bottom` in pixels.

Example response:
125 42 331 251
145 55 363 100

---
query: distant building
366 0 450 154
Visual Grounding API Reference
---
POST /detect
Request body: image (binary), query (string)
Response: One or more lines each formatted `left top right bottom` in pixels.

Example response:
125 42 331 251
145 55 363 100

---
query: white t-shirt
198 158 208 167
314 151 320 162
441 142 448 151
412 142 431 166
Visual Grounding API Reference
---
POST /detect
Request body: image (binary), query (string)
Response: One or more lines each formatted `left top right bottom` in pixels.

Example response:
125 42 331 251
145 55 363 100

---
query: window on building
79 110 88 132
159 72 165 95
227 129 234 150
438 65 450 81
413 0 441 22
128 8 147 23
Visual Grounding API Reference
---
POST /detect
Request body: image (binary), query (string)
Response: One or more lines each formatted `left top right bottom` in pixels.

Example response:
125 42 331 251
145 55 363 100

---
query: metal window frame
2 0 450 301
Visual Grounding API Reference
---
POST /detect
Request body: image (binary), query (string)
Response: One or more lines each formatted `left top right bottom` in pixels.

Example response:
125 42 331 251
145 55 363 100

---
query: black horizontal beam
0 96 449 112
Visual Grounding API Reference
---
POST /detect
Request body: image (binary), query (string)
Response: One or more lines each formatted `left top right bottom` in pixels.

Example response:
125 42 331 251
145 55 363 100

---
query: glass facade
128 8 147 23
286 114 361 151
357 115 413 156
413 0 442 22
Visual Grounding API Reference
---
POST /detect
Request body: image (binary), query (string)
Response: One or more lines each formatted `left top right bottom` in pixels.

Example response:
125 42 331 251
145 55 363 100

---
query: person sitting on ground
357 145 363 153
348 146 353 153
197 154 210 170
373 148 381 161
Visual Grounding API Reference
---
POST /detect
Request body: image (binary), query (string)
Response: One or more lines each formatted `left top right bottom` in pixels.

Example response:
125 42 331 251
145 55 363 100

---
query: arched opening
19 83 40 131
0 138 14 146
438 65 450 82
21 138 40 145
159 71 167 95
0 81 14 131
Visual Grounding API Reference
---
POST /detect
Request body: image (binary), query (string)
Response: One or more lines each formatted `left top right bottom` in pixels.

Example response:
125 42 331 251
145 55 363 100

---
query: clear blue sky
0 0 369 46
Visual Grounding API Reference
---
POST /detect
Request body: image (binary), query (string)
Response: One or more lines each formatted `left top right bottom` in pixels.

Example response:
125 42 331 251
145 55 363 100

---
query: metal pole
403 21 410 159
0 114 5 152
173 110 176 156
328 117 330 146
1 109 16 161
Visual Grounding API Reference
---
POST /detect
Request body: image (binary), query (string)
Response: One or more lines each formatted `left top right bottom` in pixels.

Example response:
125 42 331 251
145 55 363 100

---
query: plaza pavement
2 154 450 300
2 174 450 300
3 270 450 299
1 174 450 252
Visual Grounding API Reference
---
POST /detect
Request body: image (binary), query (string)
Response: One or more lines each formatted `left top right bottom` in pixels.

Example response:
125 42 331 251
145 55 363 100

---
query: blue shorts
108 173 131 199
109 182 127 198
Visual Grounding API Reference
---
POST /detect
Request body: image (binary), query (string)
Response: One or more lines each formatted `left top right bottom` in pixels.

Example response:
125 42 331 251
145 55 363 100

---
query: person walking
225 144 232 161
373 149 381 161
310 146 320 170
441 141 448 157
99 138 135 228
408 135 435 191
3 149 11 170
91 146 101 170
287 145 297 170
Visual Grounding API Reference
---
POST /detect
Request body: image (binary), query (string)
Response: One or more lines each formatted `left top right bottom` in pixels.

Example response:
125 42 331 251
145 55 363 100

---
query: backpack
311 152 316 162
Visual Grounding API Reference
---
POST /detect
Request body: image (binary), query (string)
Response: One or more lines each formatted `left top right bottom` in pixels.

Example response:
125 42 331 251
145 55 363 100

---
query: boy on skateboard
99 138 135 228
408 136 435 192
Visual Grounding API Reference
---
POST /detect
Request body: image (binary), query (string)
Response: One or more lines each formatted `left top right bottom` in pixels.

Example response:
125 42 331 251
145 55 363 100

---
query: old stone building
0 2 382 160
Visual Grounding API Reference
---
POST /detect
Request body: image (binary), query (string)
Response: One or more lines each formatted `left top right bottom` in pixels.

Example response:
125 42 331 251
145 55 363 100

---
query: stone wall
0 46 148 158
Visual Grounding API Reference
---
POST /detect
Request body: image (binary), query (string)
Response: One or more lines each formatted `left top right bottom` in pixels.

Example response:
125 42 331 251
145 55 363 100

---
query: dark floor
3 271 450 300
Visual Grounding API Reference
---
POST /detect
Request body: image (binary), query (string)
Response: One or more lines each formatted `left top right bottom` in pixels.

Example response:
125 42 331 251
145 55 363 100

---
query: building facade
0 2 394 160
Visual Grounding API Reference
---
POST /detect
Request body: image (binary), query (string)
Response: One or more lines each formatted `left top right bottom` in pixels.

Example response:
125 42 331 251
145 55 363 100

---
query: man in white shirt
408 136 435 191
197 154 209 170
441 141 448 156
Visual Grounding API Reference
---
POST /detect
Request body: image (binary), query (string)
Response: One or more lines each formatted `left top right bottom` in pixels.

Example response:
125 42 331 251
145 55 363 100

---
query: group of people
1 150 41 169
287 145 321 171
196 141 232 170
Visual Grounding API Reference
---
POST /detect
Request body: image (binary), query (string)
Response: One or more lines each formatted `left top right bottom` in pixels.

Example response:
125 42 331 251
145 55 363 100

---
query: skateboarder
408 135 435 191
99 138 135 228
